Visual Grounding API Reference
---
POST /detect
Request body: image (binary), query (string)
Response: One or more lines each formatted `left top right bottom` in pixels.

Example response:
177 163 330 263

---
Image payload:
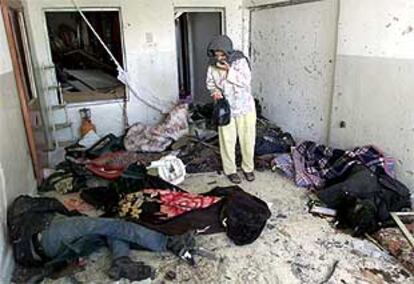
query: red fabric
86 164 123 180
86 151 139 180
144 189 221 219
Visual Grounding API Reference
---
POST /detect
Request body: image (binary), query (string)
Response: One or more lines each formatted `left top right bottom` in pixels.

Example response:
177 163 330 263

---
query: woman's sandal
243 171 255 182
227 173 242 184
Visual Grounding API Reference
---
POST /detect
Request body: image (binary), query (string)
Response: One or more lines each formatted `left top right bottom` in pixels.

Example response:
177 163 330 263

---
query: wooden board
63 86 125 103
67 80 93 92
65 69 121 91
391 212 414 249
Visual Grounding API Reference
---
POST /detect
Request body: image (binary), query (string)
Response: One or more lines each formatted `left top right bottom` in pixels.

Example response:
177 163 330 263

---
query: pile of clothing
183 101 295 174
124 103 189 152
175 136 222 174
39 137 271 245
81 180 271 245
317 165 411 236
273 141 396 189
62 101 295 177
272 141 412 237
255 118 295 157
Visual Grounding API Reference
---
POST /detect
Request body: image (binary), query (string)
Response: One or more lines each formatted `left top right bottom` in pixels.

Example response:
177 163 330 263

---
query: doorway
175 9 224 104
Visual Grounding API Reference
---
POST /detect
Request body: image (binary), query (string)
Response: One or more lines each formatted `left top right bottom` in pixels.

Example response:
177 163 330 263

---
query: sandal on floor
243 171 255 182
227 173 242 184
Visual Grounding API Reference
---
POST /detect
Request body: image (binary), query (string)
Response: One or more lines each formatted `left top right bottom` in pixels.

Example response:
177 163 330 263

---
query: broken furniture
390 212 414 249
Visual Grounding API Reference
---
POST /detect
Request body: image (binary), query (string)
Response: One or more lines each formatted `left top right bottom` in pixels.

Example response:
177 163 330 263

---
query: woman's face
214 51 227 63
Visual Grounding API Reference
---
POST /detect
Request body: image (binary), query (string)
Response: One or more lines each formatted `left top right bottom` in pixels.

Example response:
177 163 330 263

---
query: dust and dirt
42 172 413 284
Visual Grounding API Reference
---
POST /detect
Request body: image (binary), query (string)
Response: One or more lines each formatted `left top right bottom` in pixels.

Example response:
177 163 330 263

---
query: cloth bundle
124 104 189 152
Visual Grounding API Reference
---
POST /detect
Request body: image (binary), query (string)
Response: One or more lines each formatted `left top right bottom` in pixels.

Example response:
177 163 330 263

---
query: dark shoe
227 173 242 184
167 232 196 266
243 171 255 182
108 256 153 281
12 264 47 284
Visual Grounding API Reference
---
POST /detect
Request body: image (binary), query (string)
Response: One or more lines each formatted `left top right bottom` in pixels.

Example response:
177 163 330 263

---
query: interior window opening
45 11 125 104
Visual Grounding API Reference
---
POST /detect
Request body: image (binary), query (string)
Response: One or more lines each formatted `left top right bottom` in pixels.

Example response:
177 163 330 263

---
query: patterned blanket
119 189 221 221
272 141 396 189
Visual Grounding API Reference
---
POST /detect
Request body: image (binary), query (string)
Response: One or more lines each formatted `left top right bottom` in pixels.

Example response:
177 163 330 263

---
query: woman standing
206 35 256 184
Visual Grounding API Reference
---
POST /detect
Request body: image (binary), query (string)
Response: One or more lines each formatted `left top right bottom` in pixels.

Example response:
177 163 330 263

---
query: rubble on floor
11 101 412 284
373 222 414 273
35 172 413 284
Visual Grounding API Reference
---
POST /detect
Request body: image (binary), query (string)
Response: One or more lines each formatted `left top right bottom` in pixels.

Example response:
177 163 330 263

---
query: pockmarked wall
329 0 414 190
250 0 338 143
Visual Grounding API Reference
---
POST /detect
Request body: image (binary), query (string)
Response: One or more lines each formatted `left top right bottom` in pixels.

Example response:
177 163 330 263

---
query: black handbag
212 97 231 126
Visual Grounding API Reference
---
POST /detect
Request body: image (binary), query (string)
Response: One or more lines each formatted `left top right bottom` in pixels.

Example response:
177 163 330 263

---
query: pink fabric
144 189 221 219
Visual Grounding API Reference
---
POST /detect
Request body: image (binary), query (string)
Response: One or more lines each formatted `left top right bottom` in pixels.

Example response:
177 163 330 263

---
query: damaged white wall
23 0 244 140
0 11 37 283
250 0 338 143
247 0 413 189
24 0 178 139
329 0 414 190
22 0 413 188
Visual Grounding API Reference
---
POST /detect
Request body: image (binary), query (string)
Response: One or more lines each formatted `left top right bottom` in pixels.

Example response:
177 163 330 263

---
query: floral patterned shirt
206 58 255 117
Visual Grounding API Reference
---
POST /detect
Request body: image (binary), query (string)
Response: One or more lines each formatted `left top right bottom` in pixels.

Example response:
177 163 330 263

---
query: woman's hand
211 91 223 101
216 61 230 71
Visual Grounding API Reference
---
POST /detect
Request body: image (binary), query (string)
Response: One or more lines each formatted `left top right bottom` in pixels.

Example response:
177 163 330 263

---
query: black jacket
7 195 72 266
317 165 411 235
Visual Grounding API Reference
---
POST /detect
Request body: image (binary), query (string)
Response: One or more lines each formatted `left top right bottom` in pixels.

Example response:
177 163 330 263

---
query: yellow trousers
219 111 256 175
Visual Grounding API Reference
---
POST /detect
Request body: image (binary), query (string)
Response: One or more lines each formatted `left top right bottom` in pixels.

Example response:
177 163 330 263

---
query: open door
175 9 223 104
0 0 42 182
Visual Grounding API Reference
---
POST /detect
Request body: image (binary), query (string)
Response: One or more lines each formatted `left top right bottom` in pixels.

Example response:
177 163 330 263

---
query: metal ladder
42 65 75 151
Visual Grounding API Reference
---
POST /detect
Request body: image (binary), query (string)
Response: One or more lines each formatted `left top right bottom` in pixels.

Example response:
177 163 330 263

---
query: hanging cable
70 0 169 114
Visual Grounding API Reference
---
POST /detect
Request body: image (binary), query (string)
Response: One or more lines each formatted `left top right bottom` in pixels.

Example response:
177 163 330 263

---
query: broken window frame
42 7 128 106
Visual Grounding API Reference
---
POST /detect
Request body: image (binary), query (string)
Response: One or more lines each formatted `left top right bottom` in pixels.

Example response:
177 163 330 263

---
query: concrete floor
43 171 413 284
